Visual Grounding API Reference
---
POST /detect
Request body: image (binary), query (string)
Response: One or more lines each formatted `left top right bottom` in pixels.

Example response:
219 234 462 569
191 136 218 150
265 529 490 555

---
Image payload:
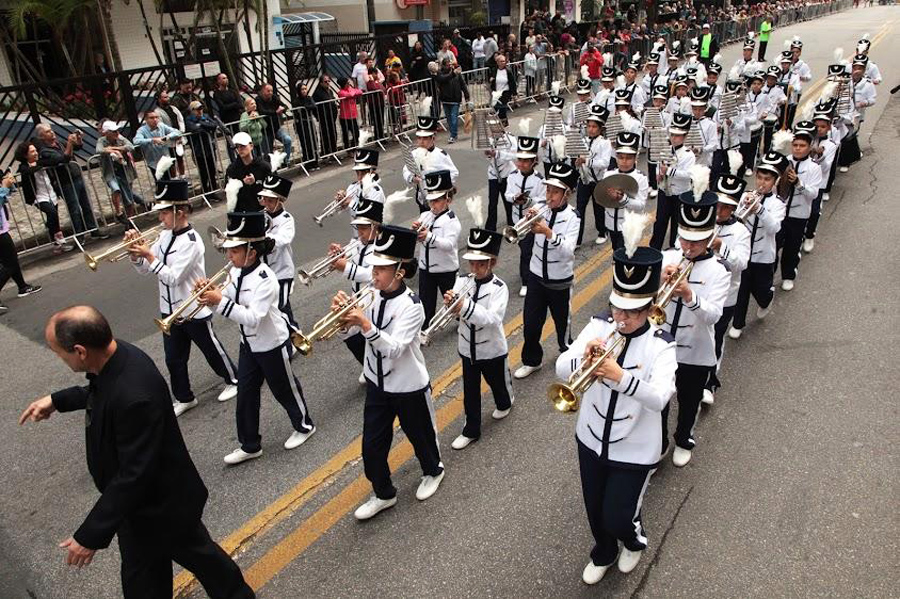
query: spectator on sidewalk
96 121 144 225
212 72 244 161
171 79 201 120
312 74 339 157
409 41 431 83
437 39 457 66
473 34 487 71
154 91 186 177
352 52 370 91
239 97 265 152
452 29 473 71
184 101 223 196
294 83 320 170
35 124 108 240
758 16 773 61
15 142 73 254
384 49 403 72
225 131 271 212
134 109 183 181
386 70 408 134
483 33 500 65
365 66 387 141
435 59 471 143
524 46 539 101
0 172 42 313
337 77 362 150
489 54 518 126
255 84 293 164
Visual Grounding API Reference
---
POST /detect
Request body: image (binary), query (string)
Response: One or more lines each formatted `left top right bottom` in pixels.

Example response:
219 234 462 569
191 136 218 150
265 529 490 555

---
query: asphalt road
1 6 897 598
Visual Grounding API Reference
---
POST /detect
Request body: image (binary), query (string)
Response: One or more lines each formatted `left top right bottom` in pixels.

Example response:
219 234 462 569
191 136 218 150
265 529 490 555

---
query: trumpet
293 285 375 356
413 212 436 235
312 191 349 226
418 274 475 346
547 327 626 412
76 224 164 271
648 259 694 326
734 190 762 222
297 239 362 286
154 263 232 335
502 205 548 244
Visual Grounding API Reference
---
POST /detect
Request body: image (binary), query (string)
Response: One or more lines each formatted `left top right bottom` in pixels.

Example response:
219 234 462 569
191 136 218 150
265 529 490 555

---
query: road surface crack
630 485 694 599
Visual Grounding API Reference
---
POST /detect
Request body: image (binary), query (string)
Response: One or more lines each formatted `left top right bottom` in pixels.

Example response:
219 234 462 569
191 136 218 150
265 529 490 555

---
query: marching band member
601 132 649 250
643 85 671 200
778 123 822 291
343 149 386 220
703 175 750 405
484 126 517 232
514 162 581 379
705 61 723 114
711 82 745 181
803 112 839 253
732 38 760 79
341 225 445 520
403 116 458 212
505 135 546 297
640 52 666 98
651 113 696 250
856 36 882 84
330 198 382 370
127 179 238 417
225 131 272 212
814 96 843 200
540 95 569 176
779 51 801 129
593 67 618 114
665 43 684 78
415 170 461 329
659 186 729 466
199 211 315 465
664 76 691 118
258 174 298 329
740 74 766 176
728 152 788 339
576 105 612 247
837 56 877 173
557 242 676 585
789 39 813 111
761 67 787 153
568 78 595 130
613 90 643 134
689 87 718 167
447 229 513 450
621 57 648 115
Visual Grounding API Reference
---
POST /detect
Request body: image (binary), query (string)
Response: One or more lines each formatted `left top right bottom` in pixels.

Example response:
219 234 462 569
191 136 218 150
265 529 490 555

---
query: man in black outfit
213 72 244 161
19 306 254 599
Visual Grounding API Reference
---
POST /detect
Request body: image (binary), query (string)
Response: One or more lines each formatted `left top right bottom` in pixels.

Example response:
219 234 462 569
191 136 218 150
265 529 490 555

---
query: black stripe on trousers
162 316 237 403
461 354 514 438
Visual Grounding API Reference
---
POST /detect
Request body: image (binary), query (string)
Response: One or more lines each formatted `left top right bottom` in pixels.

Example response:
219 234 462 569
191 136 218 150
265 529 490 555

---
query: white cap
232 131 253 146
101 121 120 133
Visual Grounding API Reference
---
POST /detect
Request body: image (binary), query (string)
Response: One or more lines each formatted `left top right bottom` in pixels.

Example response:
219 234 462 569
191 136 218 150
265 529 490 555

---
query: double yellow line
175 242 618 595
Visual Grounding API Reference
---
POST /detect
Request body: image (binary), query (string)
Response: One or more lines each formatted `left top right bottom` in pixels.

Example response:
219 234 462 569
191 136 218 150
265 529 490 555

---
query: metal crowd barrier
4 0 853 258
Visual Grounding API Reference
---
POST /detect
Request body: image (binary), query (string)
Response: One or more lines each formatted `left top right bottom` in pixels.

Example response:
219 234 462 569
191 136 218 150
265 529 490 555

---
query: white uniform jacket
661 249 730 366
733 58 760 78
487 134 517 180
714 219 751 307
813 137 838 184
714 109 746 150
417 209 461 274
218 261 288 352
744 191 786 264
785 155 823 219
601 168 649 232
529 202 580 286
865 61 882 85
559 312 677 467
692 117 719 166
132 225 212 319
343 284 430 394
662 146 696 196
453 274 509 361
640 72 667 97
851 77 877 122
342 240 374 293
264 208 295 280
579 135 613 184
504 169 546 226
592 88 617 113
620 82 648 114
790 60 813 92
402 146 459 206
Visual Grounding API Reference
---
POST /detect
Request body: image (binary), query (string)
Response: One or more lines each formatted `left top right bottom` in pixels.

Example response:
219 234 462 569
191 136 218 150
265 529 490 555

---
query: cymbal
593 174 639 209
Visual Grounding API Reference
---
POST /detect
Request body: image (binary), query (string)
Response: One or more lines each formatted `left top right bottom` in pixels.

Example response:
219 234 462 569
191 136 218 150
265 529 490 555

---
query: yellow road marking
174 243 614 595
242 258 618 591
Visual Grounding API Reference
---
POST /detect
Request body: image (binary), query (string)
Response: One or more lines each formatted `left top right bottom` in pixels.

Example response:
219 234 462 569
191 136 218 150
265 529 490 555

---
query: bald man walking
20 306 253 599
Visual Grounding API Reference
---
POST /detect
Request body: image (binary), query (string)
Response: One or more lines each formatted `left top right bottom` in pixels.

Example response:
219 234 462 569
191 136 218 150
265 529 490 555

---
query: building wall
290 0 449 31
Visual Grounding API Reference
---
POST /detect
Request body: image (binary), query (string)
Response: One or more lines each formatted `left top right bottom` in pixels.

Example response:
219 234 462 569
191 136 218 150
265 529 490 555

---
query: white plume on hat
695 66 707 87
551 81 561 96
361 172 377 195
862 32 870 40
615 74 626 88
772 129 794 155
466 195 486 228
619 111 638 133
382 189 409 224
653 40 665 52
269 150 286 171
491 90 504 105
798 101 815 123
783 39 792 50
517 117 532 136
856 42 866 54
155 155 175 181
631 52 641 63
689 164 711 200
580 64 589 79
421 96 433 117
690 37 698 47
551 135 567 159
729 64 741 80
672 40 681 51
728 150 744 176
602 52 613 65
597 88 611 106
679 96 692 113
834 48 844 62
713 53 722 65
225 178 243 212
820 81 839 101
622 210 650 259
358 129 372 147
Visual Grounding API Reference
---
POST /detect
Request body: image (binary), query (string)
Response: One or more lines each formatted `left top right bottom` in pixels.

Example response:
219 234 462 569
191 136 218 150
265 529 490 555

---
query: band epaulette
493 279 504 287
594 308 613 323
410 293 422 304
448 211 456 219
188 232 196 242
655 328 675 343
717 257 731 272
259 270 268 278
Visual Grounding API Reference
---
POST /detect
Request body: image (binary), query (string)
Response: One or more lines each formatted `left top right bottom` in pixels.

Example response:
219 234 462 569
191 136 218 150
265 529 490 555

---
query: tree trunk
96 0 124 72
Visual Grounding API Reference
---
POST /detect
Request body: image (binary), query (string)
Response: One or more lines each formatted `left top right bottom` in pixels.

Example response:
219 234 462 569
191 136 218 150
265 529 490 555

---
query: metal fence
1 1 850 258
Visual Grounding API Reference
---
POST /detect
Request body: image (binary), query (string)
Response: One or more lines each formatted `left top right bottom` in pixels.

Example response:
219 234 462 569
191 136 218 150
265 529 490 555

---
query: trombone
76 224 163 271
547 328 627 412
293 285 375 356
502 205 548 244
154 263 232 335
313 190 350 226
419 274 475 346
297 239 362 286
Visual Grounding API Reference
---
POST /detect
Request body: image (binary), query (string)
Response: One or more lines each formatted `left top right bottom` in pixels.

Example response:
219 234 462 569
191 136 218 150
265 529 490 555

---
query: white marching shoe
223 448 263 465
649 189 658 198
415 470 445 500
701 389 715 405
672 447 692 467
284 426 316 450
173 399 198 417
781 279 795 291
582 561 609 585
839 166 849 173
451 434 476 450
727 326 743 340
514 364 542 379
757 304 771 319
618 548 643 573
358 371 367 385
519 286 528 297
744 168 754 177
217 384 238 402
822 192 830 201
492 406 512 420
595 235 608 245
354 495 397 521
803 238 815 253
